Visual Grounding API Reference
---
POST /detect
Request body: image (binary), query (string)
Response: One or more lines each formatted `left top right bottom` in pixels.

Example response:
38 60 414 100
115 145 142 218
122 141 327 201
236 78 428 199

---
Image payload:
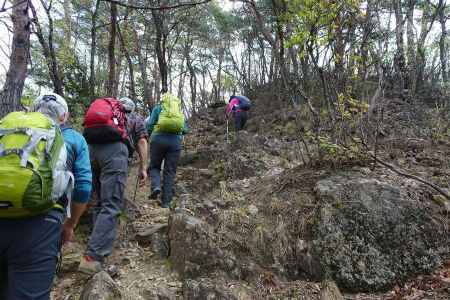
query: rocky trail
52 99 449 300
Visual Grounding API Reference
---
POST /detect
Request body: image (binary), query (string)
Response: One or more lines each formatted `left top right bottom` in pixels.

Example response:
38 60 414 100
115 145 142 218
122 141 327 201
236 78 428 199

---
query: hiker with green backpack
146 91 189 208
0 93 92 300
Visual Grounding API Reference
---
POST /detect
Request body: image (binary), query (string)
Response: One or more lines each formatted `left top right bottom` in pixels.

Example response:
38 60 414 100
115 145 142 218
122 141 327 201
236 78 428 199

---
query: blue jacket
146 104 189 143
61 126 92 204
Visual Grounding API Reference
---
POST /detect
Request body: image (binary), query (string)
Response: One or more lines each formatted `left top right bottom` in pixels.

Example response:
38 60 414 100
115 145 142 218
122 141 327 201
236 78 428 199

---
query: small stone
203 200 215 210
142 285 176 300
136 224 168 239
248 204 258 216
121 257 131 265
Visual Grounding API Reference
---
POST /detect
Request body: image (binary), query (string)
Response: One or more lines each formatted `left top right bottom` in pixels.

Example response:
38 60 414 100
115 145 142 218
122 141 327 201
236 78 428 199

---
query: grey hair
31 93 69 123
119 97 136 113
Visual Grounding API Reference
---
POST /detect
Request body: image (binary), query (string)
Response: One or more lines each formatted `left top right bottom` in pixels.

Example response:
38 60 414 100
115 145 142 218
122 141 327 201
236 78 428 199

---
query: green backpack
0 111 73 218
155 93 185 134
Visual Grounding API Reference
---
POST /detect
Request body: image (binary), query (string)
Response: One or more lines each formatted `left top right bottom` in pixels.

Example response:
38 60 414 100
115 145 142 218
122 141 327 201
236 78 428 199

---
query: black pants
234 111 248 131
0 210 64 300
149 135 181 206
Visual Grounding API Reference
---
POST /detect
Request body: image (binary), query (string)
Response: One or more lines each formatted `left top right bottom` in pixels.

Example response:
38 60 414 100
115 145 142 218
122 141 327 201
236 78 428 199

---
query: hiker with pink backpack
225 95 252 142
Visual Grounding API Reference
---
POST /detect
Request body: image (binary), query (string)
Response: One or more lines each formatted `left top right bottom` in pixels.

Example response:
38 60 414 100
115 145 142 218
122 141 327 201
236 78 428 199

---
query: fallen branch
370 153 450 201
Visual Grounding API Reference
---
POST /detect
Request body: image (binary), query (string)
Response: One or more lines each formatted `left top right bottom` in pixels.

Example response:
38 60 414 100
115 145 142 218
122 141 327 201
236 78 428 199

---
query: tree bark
0 0 30 117
89 0 101 98
133 19 152 106
185 37 196 113
63 0 72 49
393 0 406 92
216 45 224 102
438 0 448 83
406 0 416 93
30 1 64 96
152 0 169 93
107 3 118 97
415 1 438 92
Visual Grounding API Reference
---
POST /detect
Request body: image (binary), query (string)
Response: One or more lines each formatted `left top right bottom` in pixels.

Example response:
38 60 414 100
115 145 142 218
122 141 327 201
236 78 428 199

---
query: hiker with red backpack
146 91 189 208
80 96 147 275
0 93 92 300
226 95 252 142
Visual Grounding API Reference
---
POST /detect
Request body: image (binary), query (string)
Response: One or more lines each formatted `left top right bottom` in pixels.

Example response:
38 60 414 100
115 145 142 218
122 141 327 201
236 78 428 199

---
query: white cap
32 93 69 122
119 97 136 113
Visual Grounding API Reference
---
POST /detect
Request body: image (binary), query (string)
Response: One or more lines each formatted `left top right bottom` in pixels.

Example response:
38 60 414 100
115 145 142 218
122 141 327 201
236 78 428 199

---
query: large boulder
168 212 222 280
168 211 250 281
312 173 446 291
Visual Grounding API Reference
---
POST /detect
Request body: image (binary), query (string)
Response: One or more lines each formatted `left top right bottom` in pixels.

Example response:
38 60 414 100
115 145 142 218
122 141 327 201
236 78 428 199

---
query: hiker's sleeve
133 115 148 143
72 133 92 204
225 99 239 118
182 121 190 135
146 105 160 134
225 103 232 118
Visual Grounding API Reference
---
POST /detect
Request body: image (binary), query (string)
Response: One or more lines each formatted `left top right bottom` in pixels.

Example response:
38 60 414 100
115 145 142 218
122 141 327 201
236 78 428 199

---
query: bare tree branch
100 0 212 11
0 0 28 13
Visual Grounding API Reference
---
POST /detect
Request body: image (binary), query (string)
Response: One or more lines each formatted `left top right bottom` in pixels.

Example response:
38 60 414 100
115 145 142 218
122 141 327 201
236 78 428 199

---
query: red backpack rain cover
83 98 128 144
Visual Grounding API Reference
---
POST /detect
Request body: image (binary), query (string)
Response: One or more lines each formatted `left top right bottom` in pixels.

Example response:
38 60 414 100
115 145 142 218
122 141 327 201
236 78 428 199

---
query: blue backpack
233 95 252 111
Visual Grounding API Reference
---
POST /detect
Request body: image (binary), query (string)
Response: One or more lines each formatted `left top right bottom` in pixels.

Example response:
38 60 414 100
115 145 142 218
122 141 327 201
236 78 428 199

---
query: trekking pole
132 174 139 203
226 119 229 144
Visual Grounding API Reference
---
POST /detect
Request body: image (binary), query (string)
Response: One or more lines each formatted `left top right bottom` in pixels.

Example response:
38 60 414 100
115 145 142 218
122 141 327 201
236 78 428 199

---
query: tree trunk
185 38 196 113
153 61 161 102
438 0 448 83
118 24 136 100
63 0 72 49
30 1 64 96
416 1 438 92
272 0 288 87
0 0 30 117
89 0 100 98
177 57 186 100
152 1 169 93
134 21 152 106
406 0 416 93
358 0 375 81
393 0 406 92
333 9 346 95
107 3 118 97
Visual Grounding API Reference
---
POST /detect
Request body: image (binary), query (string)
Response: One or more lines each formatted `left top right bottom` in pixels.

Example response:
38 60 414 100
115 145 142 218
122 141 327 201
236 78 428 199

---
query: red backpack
83 98 128 144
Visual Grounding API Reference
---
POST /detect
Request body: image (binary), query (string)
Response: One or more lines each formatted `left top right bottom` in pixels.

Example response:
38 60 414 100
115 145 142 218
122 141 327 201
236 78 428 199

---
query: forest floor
51 96 450 300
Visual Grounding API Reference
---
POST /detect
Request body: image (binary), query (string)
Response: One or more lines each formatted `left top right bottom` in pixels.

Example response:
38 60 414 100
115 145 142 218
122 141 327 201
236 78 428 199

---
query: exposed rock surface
80 271 122 300
183 278 238 300
319 281 344 300
312 173 446 291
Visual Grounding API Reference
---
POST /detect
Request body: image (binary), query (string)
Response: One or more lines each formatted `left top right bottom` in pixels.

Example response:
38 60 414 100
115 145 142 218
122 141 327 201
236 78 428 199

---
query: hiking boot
78 255 102 275
159 201 171 209
106 264 119 278
148 188 161 200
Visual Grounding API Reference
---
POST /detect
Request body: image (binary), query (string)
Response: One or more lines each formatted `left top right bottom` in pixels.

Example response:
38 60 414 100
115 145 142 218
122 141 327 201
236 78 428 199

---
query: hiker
0 93 92 300
225 95 252 141
118 97 148 175
80 97 147 275
146 91 188 208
